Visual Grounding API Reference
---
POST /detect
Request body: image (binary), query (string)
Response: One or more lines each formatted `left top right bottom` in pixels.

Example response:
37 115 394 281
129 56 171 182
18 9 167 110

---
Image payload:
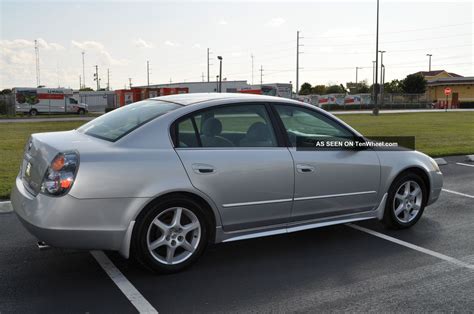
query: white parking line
442 188 474 199
456 162 474 168
91 250 158 314
347 224 474 271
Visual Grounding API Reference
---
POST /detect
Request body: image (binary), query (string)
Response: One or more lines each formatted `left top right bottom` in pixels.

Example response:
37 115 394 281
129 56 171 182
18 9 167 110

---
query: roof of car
150 92 299 106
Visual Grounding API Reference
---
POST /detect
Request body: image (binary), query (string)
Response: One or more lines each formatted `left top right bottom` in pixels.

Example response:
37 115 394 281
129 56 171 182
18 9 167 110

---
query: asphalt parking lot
1 155 473 313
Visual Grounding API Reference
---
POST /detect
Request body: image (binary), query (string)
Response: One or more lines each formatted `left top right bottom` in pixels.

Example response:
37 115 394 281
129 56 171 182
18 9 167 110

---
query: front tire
382 172 427 229
132 197 209 273
78 108 85 115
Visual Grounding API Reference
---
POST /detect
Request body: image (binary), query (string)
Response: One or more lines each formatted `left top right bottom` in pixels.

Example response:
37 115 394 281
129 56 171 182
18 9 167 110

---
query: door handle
192 163 216 174
296 164 315 173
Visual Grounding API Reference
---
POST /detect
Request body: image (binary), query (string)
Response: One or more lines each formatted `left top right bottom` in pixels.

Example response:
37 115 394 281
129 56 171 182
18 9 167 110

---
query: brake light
41 152 79 196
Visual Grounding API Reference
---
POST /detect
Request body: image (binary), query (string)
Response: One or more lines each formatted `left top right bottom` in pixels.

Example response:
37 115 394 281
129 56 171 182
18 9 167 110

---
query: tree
299 82 312 95
357 80 370 93
326 84 346 94
79 87 94 92
311 85 326 95
383 79 403 93
401 74 427 94
0 89 12 95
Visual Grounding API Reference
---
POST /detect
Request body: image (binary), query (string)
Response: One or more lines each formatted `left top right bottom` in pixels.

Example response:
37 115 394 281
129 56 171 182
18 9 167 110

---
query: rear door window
176 104 277 148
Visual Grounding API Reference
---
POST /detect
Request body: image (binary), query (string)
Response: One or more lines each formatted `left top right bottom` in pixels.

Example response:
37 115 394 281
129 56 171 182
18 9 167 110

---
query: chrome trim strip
293 190 377 201
222 198 293 208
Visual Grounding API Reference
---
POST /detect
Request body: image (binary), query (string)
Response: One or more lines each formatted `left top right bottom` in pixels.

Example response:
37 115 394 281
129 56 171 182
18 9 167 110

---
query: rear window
78 100 181 141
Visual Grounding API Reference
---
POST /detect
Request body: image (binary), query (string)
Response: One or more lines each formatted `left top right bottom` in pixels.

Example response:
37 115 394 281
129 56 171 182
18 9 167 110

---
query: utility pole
146 60 150 86
129 77 132 89
34 39 40 87
201 72 205 82
79 75 82 90
217 56 223 93
93 65 99 91
251 54 254 85
259 65 264 85
107 68 110 90
372 61 376 99
216 75 219 92
373 0 380 115
207 48 211 82
81 51 85 88
296 31 303 95
426 54 432 71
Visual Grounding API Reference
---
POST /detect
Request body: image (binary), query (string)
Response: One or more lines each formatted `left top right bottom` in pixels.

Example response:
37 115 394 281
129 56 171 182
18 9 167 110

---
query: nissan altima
11 93 443 273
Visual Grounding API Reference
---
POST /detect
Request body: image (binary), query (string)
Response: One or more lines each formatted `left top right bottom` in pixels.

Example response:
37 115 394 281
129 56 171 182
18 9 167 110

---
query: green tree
401 74 427 94
357 80 370 93
311 85 326 94
79 87 94 92
299 82 312 95
0 89 12 95
326 84 346 94
383 79 403 93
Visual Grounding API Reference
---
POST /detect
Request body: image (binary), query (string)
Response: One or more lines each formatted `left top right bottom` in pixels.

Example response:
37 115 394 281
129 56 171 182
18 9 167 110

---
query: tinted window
275 105 353 147
78 100 181 141
177 104 277 148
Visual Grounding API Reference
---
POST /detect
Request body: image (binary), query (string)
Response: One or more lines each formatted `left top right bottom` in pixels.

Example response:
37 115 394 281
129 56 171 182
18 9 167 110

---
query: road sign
444 87 452 96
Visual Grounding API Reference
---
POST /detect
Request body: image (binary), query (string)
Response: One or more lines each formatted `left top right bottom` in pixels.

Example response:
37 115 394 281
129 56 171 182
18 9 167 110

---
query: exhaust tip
37 241 51 250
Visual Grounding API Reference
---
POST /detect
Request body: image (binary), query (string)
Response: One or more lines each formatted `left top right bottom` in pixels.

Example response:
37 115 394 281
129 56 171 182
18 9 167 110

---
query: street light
373 0 380 115
355 67 362 92
426 54 432 71
379 50 386 105
217 56 223 93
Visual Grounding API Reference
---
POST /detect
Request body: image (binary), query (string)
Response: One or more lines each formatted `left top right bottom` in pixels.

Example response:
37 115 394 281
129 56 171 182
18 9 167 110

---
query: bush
459 102 474 109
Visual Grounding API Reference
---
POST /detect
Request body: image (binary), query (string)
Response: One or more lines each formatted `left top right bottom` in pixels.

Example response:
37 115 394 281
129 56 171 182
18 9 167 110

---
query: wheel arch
133 190 220 243
391 166 431 204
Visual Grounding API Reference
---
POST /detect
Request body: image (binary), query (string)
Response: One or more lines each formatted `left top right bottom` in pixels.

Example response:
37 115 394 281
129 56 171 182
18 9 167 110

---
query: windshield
77 100 181 141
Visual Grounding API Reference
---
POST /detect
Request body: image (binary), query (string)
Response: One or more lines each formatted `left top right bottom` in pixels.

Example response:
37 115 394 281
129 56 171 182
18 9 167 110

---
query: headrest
202 118 222 137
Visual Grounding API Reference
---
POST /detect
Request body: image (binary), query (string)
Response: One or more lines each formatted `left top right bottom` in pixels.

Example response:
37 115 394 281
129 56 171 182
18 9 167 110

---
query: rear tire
131 196 209 274
382 172 427 229
29 109 38 116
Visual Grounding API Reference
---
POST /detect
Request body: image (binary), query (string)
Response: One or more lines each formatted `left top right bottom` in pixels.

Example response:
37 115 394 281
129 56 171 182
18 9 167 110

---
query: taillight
41 152 79 196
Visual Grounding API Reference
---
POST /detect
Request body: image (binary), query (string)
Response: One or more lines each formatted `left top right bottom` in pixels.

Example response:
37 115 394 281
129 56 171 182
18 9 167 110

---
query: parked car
11 93 443 273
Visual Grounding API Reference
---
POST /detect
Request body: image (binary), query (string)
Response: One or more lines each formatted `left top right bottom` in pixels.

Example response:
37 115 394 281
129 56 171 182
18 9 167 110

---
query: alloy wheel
392 180 423 223
146 207 201 265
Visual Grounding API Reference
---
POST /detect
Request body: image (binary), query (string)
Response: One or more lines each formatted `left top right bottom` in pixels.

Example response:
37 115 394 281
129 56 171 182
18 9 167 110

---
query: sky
0 0 473 91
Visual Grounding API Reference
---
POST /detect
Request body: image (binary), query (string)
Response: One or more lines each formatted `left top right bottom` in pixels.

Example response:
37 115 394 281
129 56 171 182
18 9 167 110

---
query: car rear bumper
11 175 145 252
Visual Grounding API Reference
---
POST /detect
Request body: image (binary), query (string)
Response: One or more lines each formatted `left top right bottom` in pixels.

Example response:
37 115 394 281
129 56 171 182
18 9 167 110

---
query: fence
0 94 15 116
302 93 431 111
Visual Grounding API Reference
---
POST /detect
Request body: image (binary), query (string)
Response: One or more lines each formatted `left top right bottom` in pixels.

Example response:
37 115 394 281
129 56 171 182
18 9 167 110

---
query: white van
13 88 88 116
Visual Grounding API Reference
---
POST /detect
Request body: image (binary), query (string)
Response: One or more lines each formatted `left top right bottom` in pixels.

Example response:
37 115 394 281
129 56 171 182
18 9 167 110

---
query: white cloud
265 17 286 27
192 43 202 49
164 40 179 47
231 52 242 57
134 38 153 48
218 19 228 25
0 38 64 50
71 40 127 65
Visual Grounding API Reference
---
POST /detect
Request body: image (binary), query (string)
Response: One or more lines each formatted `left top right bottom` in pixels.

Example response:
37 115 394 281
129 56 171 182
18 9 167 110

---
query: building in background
138 80 249 93
427 77 474 105
415 70 463 81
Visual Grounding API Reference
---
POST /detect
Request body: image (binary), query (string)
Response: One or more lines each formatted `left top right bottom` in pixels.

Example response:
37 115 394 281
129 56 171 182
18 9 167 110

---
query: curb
434 158 447 166
0 201 13 214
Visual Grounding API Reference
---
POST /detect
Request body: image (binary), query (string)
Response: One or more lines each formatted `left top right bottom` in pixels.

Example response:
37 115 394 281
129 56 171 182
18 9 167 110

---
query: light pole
355 67 361 92
216 75 219 92
373 0 380 115
217 56 223 93
379 50 386 105
426 54 432 71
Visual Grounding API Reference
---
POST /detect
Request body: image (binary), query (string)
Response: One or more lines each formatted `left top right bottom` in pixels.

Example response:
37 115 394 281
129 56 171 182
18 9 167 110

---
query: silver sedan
11 93 443 273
